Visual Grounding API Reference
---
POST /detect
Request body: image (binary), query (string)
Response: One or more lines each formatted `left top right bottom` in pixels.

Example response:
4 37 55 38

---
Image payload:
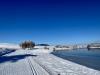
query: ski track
0 49 100 75
0 50 49 75
30 51 100 75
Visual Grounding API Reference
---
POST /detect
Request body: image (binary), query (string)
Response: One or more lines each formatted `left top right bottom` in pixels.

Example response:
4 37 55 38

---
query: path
0 49 49 75
0 49 100 75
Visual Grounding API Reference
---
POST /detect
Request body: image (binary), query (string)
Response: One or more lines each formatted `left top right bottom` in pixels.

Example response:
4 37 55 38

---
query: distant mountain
36 44 50 46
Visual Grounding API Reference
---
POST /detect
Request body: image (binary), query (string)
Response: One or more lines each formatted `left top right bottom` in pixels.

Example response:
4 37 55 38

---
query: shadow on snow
0 49 16 56
0 54 37 63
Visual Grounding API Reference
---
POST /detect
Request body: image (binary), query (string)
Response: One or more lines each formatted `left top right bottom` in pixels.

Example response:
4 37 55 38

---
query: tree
20 41 35 49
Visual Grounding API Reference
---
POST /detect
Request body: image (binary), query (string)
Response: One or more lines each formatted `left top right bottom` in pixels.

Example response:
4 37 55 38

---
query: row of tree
87 43 100 49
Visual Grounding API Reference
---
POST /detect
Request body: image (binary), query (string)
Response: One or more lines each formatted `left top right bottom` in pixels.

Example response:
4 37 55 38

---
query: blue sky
0 0 100 44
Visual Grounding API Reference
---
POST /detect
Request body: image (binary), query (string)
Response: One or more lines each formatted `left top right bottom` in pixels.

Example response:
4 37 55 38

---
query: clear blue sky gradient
0 0 100 44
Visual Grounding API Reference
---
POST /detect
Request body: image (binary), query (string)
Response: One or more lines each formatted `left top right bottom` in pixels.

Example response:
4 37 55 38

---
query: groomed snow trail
0 49 100 75
30 50 100 75
0 50 49 75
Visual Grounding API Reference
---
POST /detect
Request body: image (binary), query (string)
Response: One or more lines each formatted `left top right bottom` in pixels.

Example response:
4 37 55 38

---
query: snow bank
0 49 15 56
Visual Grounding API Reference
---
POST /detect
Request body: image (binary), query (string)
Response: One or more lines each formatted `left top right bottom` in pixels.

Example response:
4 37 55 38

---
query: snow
31 49 100 75
0 43 20 49
0 47 100 75
0 49 49 75
0 50 32 75
0 49 15 56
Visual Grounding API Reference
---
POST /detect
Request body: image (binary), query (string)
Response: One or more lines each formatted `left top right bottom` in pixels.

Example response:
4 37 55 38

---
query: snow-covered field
0 43 20 49
0 49 49 75
0 46 100 75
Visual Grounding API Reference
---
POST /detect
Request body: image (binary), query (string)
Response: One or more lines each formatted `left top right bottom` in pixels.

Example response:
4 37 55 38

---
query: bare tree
20 41 35 50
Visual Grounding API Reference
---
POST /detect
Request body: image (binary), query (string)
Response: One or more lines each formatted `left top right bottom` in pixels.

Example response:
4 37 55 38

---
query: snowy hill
0 43 20 49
